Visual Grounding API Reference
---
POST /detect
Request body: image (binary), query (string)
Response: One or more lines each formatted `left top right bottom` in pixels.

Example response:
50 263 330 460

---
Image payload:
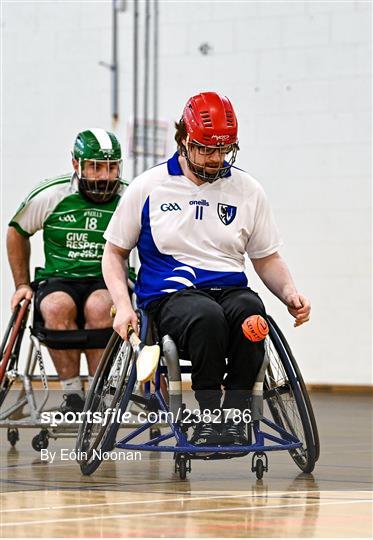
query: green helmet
73 128 122 203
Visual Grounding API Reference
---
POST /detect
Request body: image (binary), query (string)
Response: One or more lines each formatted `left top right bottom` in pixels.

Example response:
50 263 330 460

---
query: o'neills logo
189 199 210 206
211 134 230 141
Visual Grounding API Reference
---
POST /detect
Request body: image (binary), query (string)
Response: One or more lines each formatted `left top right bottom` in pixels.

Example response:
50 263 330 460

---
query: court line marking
1 488 371 513
2 498 372 527
2 490 373 514
3 475 372 490
172 490 372 495
2 492 255 513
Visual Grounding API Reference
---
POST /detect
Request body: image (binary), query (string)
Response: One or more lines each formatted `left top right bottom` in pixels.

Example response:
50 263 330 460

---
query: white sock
88 375 95 389
61 376 84 398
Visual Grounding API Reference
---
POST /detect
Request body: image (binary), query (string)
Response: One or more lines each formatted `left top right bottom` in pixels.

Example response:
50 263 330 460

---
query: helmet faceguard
77 159 123 203
181 135 239 183
180 92 239 183
73 128 123 203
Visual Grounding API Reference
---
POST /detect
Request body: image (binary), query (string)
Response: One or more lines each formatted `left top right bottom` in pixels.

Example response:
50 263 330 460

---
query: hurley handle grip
111 306 140 345
127 324 141 347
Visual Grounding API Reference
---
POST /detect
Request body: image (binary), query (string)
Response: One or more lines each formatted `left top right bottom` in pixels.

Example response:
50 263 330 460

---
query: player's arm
251 251 311 327
102 241 138 341
7 226 33 310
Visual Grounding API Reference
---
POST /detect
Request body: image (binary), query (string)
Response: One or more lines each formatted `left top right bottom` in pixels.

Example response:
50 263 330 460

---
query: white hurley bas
127 324 160 383
111 306 160 383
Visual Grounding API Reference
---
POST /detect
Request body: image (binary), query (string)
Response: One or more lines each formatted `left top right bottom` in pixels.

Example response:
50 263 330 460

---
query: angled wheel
269 317 320 462
264 316 319 473
0 301 30 408
76 332 135 475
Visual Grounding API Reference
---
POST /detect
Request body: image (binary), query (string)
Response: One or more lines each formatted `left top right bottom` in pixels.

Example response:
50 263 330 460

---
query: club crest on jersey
217 203 237 225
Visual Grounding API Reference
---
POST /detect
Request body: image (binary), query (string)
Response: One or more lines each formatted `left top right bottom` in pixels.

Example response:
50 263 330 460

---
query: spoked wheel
269 317 320 462
76 332 135 475
264 316 319 473
0 301 30 408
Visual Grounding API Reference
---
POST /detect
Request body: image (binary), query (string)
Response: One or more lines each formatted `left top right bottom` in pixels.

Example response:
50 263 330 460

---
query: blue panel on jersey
135 198 248 307
167 152 183 175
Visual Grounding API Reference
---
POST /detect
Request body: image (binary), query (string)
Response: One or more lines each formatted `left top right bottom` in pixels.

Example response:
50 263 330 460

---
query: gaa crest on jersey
217 203 237 225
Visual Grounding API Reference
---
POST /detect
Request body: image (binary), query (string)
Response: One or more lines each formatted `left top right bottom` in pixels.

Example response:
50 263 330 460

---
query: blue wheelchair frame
112 311 318 477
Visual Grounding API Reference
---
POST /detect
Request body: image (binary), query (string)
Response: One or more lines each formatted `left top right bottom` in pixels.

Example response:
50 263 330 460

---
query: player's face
81 160 120 181
187 142 233 174
73 158 122 202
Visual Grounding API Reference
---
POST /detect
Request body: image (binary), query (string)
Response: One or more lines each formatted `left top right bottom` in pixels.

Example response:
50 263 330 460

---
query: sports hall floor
1 390 372 538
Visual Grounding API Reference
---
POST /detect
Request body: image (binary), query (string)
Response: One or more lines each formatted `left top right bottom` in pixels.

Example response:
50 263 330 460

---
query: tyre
179 459 187 480
175 454 190 480
32 430 49 451
7 427 19 447
255 458 264 480
268 316 320 462
0 301 30 408
264 316 319 473
150 427 161 440
76 332 135 475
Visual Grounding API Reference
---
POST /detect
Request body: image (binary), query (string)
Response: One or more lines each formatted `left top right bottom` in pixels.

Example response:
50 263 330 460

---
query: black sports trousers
149 287 267 411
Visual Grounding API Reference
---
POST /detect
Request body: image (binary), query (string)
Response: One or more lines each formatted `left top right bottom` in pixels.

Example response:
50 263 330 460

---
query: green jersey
9 174 136 282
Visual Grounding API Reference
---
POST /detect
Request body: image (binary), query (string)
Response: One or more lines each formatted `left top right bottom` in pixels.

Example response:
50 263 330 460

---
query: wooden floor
1 392 372 538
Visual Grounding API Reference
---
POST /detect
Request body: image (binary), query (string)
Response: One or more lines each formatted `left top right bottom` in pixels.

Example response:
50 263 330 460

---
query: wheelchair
0 281 112 451
75 308 320 480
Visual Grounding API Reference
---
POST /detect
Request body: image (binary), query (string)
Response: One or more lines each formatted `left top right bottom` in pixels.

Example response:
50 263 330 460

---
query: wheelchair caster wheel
174 454 191 480
150 427 161 440
255 459 264 480
7 428 19 447
179 459 187 480
251 451 268 479
32 430 49 451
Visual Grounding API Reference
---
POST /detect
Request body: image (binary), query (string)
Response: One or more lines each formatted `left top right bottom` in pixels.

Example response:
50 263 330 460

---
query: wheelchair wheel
264 316 319 473
0 301 30 408
32 429 49 451
268 317 320 462
7 427 19 447
76 332 135 475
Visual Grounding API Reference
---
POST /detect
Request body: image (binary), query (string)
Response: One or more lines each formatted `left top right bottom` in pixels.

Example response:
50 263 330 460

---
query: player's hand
285 293 311 327
112 305 139 341
11 285 33 311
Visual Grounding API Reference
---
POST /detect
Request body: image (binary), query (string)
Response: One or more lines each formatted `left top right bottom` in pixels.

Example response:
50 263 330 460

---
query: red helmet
180 92 239 182
182 92 238 146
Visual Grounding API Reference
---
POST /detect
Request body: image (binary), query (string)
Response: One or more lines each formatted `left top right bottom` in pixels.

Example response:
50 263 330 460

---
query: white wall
1 1 371 384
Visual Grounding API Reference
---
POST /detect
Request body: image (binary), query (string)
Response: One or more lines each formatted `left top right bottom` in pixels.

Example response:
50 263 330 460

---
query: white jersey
104 152 282 308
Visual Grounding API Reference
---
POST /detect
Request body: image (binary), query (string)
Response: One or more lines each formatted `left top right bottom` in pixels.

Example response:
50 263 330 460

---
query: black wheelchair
0 280 112 450
75 309 320 480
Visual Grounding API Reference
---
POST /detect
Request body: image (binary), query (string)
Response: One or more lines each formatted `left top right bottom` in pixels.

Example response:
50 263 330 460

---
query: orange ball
242 315 269 342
